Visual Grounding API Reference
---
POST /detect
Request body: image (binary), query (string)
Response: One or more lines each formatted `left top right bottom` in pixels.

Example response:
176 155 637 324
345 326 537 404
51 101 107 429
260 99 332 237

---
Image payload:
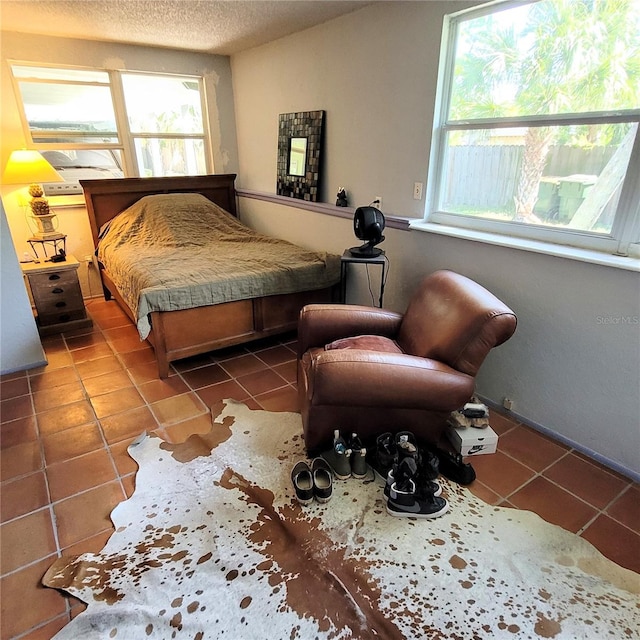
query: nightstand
21 255 92 336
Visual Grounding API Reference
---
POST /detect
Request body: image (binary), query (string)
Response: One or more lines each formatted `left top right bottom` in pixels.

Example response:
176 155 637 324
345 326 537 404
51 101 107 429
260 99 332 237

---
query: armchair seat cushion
325 334 403 354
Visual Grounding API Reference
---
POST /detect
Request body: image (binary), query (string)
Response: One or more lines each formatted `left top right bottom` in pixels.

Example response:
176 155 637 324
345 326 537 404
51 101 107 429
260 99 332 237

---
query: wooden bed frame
81 174 336 378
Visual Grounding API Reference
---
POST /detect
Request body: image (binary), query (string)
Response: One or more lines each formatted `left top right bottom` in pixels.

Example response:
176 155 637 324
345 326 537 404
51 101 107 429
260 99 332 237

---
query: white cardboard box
447 424 498 456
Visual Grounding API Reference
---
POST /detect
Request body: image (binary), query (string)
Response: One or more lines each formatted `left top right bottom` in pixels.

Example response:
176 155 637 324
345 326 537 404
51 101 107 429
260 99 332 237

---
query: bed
81 174 341 378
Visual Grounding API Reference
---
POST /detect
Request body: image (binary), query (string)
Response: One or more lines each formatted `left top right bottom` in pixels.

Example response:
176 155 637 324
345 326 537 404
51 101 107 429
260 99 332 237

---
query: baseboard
478 395 640 484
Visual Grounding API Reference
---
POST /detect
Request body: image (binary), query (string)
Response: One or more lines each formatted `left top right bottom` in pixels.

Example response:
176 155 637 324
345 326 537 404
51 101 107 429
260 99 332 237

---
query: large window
428 0 640 257
10 64 212 194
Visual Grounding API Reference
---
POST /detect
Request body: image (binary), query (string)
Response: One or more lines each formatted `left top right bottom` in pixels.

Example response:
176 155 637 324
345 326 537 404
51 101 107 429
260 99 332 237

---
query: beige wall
231 2 640 476
1 31 239 295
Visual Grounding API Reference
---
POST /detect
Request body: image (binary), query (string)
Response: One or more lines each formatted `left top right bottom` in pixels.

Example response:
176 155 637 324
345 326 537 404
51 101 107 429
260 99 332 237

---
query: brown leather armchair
297 270 517 454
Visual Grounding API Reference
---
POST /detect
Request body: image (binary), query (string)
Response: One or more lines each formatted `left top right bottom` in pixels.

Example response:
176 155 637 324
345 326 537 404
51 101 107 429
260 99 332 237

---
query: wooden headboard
81 174 238 249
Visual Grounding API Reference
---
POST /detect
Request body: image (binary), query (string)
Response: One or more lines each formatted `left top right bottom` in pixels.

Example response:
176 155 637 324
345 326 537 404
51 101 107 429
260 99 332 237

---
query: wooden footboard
101 270 335 377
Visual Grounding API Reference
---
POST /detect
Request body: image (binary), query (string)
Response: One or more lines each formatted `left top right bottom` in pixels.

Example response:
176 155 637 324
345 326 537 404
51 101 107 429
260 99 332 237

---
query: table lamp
2 149 64 239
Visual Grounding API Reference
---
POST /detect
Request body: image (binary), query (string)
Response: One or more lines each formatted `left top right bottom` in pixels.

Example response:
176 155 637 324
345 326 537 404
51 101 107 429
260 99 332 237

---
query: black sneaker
383 467 442 502
386 457 449 519
431 446 476 485
367 432 397 483
395 431 440 481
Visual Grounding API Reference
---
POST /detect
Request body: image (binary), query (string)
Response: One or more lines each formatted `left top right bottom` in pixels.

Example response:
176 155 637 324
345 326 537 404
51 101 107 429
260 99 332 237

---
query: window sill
49 195 86 209
409 221 640 272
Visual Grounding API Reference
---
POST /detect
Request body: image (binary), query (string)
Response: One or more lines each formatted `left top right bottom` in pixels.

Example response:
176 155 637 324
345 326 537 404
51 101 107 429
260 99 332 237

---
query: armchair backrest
396 270 517 376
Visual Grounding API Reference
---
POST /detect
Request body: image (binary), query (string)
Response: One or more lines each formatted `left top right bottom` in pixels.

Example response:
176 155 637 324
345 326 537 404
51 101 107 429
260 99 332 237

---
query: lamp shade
2 149 63 185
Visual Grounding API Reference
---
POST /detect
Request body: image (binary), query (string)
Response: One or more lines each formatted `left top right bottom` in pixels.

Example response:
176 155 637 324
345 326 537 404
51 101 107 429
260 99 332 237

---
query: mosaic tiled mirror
277 110 324 202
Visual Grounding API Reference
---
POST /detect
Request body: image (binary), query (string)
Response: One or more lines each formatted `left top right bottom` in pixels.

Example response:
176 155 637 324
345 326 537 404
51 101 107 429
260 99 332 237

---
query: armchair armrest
306 349 474 410
297 304 403 356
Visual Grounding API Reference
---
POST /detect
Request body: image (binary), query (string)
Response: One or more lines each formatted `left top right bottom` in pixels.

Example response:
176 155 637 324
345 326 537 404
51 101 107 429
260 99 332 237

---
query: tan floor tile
468 450 535 498
605 484 640 532
103 325 140 342
488 410 519 435
109 438 141 476
220 354 265 377
543 452 630 510
0 558 68 639
70 342 114 364
33 380 86 413
1 394 34 423
1 471 49 523
0 415 38 450
101 406 159 444
109 335 149 354
28 366 79 391
149 392 208 426
581 514 640 574
127 360 165 385
468 480 503 506
137 376 190 403
273 360 297 383
53 481 124 548
46 449 118 502
65 331 107 351
1 440 43 482
42 422 104 464
237 369 288 396
37 400 96 435
75 355 124 380
255 344 296 366
509 476 598 533
82 370 134 397
121 473 136 498
19 614 71 640
0 509 57 575
0 376 30 400
62 528 114 556
180 363 230 390
90 386 145 419
499 425 569 472
93 313 133 330
196 380 250 408
119 346 157 369
255 385 299 412
41 350 74 370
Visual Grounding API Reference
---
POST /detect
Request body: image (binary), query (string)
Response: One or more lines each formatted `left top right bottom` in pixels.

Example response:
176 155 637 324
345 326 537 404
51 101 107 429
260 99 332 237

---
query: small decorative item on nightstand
20 255 92 336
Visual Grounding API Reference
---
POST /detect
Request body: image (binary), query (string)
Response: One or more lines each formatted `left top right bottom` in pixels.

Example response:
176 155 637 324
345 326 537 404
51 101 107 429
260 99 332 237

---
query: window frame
8 62 214 190
425 1 640 258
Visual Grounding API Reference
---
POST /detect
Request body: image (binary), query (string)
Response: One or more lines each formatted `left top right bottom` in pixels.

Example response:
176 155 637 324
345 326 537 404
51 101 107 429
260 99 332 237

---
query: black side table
340 249 387 307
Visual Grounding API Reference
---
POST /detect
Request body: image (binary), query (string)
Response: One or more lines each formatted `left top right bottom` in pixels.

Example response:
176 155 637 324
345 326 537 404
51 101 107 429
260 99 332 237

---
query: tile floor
1 298 638 639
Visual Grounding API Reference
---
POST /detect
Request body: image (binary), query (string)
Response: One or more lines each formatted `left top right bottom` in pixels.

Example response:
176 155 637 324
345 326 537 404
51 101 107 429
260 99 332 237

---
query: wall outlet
413 181 423 200
373 196 382 211
502 397 513 410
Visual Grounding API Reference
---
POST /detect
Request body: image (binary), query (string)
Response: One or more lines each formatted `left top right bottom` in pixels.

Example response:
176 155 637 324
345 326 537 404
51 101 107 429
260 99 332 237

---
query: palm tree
449 0 640 223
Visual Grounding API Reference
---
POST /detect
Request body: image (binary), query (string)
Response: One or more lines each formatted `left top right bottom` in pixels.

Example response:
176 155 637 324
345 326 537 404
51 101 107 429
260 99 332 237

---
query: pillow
325 335 403 354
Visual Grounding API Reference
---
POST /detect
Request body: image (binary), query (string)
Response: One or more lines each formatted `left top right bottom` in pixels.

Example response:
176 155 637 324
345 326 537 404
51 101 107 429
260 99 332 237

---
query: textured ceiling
0 0 373 55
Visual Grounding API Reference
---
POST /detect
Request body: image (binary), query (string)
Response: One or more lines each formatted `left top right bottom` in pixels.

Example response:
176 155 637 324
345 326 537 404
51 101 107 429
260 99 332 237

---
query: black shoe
383 467 442 501
311 457 333 503
347 432 369 479
431 447 476 485
395 431 439 481
386 458 449 519
291 460 314 505
367 432 397 483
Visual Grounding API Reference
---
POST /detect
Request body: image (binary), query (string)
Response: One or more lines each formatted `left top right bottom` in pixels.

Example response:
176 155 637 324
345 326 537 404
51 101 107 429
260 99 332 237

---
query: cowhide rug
43 399 639 639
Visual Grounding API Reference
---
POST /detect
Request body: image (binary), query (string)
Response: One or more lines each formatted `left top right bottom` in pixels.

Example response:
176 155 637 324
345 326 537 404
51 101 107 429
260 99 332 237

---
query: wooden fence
443 145 615 210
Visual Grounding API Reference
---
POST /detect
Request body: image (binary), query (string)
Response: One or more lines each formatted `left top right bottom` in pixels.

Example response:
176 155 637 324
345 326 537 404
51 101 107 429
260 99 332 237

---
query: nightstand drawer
28 270 80 298
35 288 84 316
